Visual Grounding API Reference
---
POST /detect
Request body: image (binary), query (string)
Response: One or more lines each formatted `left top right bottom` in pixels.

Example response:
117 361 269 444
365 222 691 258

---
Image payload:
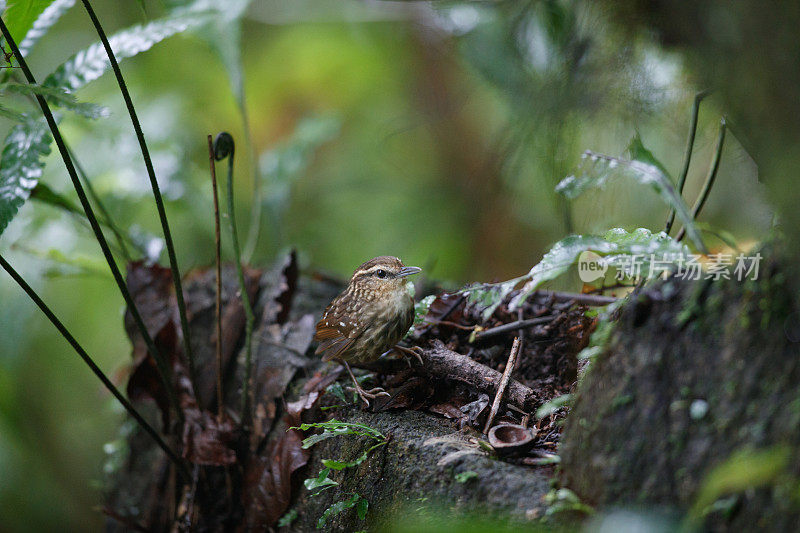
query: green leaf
356 496 369 521
300 429 348 449
322 441 387 471
413 294 436 326
0 3 213 236
304 468 338 494
29 183 138 258
30 182 80 213
690 446 790 521
42 10 214 92
555 135 707 253
295 419 384 438
3 0 54 48
695 221 740 251
18 0 75 57
0 103 25 122
507 234 612 310
508 227 690 310
544 488 594 517
325 382 350 404
320 458 351 471
575 308 619 362
465 277 524 321
536 394 572 418
276 509 298 528
0 118 51 237
627 132 671 177
14 244 109 278
454 471 479 483
317 493 364 529
3 83 108 119
293 419 385 449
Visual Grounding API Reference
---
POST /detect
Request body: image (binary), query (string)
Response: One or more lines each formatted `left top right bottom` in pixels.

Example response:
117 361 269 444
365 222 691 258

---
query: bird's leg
340 359 390 406
393 344 424 366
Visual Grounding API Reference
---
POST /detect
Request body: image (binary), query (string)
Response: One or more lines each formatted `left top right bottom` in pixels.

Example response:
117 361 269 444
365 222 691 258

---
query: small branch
588 281 633 296
676 117 727 243
483 337 521 433
537 290 617 307
208 135 224 420
0 16 183 422
0 255 189 479
424 319 475 331
79 0 202 406
473 316 554 342
666 91 707 235
356 343 542 411
418 341 541 411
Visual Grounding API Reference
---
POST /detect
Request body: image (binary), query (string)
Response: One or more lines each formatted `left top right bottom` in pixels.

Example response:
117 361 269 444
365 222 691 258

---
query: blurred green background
0 0 771 530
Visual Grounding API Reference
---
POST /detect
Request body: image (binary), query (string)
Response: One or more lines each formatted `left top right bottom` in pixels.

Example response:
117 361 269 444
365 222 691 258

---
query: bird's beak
396 266 422 278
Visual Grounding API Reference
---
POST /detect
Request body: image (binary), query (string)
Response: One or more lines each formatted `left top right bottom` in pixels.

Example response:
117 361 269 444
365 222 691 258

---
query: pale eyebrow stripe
352 265 387 278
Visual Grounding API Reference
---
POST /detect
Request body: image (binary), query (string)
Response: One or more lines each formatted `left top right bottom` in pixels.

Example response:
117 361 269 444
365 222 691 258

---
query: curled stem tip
214 131 235 161
210 132 255 422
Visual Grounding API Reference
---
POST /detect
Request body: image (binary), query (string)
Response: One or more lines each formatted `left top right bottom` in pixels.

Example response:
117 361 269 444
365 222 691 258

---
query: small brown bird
314 256 421 405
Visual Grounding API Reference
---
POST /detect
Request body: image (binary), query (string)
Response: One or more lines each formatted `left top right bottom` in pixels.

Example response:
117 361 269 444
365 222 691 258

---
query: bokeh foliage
0 0 770 529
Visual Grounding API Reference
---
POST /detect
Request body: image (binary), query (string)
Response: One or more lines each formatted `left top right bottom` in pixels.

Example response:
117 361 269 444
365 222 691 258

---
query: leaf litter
108 252 602 530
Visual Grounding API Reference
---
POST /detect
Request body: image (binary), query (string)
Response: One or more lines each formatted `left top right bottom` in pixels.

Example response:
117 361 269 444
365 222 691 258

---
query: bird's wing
314 298 371 362
315 336 356 362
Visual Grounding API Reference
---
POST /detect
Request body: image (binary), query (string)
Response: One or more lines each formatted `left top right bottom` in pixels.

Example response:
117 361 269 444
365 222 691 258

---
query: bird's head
347 256 421 299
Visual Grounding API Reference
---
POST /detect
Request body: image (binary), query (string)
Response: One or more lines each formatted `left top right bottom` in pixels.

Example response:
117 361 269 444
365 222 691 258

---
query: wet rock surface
289 409 551 532
560 246 800 531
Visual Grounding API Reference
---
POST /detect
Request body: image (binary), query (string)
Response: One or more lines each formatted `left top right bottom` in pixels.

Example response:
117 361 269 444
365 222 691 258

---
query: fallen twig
355 342 543 412
424 319 475 331
473 316 554 341
537 290 617 307
417 340 541 411
483 337 521 433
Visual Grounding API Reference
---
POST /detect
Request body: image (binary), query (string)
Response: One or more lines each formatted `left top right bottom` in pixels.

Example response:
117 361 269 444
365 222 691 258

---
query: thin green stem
0 16 182 422
666 91 708 235
214 133 255 423
239 101 261 262
0 254 189 480
79 0 201 405
676 118 727 243
207 135 224 420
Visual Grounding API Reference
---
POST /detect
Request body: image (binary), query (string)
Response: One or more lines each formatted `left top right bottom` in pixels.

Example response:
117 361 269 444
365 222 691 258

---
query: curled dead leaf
241 425 309 529
487 423 537 456
181 408 238 466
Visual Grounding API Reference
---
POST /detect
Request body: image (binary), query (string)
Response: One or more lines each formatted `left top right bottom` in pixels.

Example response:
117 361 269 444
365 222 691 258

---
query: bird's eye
375 269 388 278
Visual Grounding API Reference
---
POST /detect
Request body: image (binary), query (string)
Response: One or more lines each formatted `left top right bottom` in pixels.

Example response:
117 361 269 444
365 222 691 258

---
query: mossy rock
560 243 800 530
287 409 552 532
